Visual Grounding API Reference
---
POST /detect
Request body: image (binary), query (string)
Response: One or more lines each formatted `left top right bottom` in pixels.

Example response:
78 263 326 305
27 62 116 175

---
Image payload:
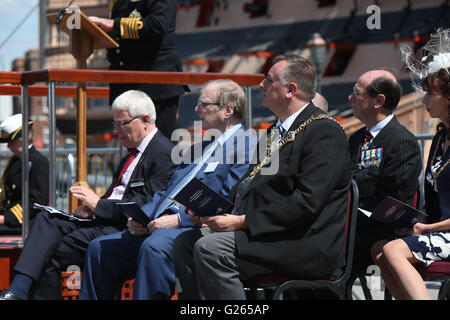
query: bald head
358 70 398 87
358 70 402 111
312 92 328 112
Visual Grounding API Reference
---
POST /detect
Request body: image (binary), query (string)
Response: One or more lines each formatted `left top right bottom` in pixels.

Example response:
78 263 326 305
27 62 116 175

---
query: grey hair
273 54 317 100
203 79 247 121
112 90 156 123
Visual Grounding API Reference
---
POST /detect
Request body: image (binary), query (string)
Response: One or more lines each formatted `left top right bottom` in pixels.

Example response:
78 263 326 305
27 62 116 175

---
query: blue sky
0 0 39 71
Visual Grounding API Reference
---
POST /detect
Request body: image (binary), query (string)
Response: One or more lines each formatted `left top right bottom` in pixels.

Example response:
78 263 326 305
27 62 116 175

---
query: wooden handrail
21 69 264 86
0 72 22 85
0 84 109 98
0 70 263 97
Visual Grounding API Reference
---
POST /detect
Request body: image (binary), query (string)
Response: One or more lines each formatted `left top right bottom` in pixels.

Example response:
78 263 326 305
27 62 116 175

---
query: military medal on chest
361 141 370 151
359 147 383 169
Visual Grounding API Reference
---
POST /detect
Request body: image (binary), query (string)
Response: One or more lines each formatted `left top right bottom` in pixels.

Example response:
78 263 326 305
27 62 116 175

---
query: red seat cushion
415 261 450 277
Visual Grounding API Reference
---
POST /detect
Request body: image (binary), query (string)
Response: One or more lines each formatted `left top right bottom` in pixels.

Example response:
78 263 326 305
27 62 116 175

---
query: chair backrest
415 261 450 300
411 173 425 210
243 179 361 300
339 179 359 283
415 261 450 277
417 171 425 211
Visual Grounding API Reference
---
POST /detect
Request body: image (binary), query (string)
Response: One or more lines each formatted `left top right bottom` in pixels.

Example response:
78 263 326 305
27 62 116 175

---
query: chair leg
346 274 359 300
345 280 354 300
244 288 257 300
438 280 450 300
245 288 268 300
359 275 373 300
383 287 392 300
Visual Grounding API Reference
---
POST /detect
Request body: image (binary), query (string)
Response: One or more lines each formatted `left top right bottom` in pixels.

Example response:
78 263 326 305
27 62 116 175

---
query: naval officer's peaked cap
0 114 34 143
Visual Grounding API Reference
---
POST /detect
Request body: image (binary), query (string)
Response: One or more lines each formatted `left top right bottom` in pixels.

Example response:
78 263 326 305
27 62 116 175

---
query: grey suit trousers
172 227 246 300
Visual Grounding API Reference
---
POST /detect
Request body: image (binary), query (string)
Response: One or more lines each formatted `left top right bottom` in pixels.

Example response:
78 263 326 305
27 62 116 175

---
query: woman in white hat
372 28 450 300
0 114 49 235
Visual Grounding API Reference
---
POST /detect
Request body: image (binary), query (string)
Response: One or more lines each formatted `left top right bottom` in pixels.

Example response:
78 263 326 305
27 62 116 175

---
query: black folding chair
244 179 359 300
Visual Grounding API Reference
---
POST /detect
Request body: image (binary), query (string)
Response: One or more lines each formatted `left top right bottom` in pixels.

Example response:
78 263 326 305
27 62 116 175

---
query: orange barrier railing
19 69 264 86
0 84 109 98
0 69 265 241
0 72 22 85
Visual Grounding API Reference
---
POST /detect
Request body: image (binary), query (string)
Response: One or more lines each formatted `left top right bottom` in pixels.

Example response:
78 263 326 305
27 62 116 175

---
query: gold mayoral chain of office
248 114 344 180
430 134 450 192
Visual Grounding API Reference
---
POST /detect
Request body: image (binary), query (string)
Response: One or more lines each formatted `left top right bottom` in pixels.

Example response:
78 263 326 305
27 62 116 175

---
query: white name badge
204 162 219 173
129 181 145 188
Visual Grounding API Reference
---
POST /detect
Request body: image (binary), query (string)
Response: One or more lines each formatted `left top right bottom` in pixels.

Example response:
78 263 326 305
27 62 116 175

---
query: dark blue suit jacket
141 124 256 227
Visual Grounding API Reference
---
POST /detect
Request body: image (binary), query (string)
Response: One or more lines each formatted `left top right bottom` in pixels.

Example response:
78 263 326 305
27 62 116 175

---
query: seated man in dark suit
79 79 257 300
172 54 351 299
0 90 176 300
347 70 422 264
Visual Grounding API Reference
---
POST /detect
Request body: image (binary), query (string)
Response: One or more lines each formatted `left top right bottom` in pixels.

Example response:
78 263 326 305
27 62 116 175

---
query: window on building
243 0 268 18
315 0 337 8
322 43 356 77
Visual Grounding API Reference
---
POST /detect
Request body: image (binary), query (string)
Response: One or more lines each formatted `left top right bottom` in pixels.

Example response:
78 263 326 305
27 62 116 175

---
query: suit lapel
255 103 321 165
350 127 365 160
241 103 321 198
126 130 162 185
285 103 318 132
370 116 398 148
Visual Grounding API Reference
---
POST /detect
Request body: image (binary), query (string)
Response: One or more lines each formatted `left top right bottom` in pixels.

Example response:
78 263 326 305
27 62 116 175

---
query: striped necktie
277 124 286 139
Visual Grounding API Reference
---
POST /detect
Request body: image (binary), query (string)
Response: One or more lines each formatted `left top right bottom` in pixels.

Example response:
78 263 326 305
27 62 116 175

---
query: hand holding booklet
33 203 94 222
116 202 150 227
170 177 233 217
115 178 233 222
358 196 427 229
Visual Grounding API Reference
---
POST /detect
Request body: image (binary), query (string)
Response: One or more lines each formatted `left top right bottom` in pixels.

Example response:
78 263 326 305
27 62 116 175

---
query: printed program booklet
33 203 94 222
169 177 234 217
358 196 427 229
116 202 151 227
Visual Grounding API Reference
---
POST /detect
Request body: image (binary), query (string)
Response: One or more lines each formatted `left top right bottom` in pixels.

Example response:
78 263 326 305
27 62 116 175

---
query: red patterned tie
104 148 138 198
364 130 373 144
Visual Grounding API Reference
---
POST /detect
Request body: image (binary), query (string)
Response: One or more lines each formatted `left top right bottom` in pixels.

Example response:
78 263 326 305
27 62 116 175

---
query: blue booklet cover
359 196 427 229
116 202 151 227
171 177 234 217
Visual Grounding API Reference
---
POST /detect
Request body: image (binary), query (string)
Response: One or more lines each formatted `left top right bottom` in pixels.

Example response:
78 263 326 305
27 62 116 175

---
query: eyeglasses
112 115 141 128
197 100 221 109
351 86 365 97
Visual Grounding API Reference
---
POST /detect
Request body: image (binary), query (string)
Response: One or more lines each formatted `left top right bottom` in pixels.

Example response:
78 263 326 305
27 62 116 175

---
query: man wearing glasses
0 90 175 300
172 55 351 300
347 70 422 265
79 79 256 300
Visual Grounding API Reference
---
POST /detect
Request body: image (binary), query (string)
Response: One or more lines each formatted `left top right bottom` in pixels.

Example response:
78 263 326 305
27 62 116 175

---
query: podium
48 9 118 212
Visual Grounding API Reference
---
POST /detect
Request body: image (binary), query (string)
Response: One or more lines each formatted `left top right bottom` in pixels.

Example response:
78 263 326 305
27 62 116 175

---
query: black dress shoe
0 289 23 300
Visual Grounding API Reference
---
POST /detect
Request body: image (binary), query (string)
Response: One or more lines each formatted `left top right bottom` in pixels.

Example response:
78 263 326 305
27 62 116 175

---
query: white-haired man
79 79 256 300
0 90 176 300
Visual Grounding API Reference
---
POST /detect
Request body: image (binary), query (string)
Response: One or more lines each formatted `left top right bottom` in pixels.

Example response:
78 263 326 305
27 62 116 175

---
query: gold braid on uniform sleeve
0 157 13 210
9 204 23 224
120 17 144 39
